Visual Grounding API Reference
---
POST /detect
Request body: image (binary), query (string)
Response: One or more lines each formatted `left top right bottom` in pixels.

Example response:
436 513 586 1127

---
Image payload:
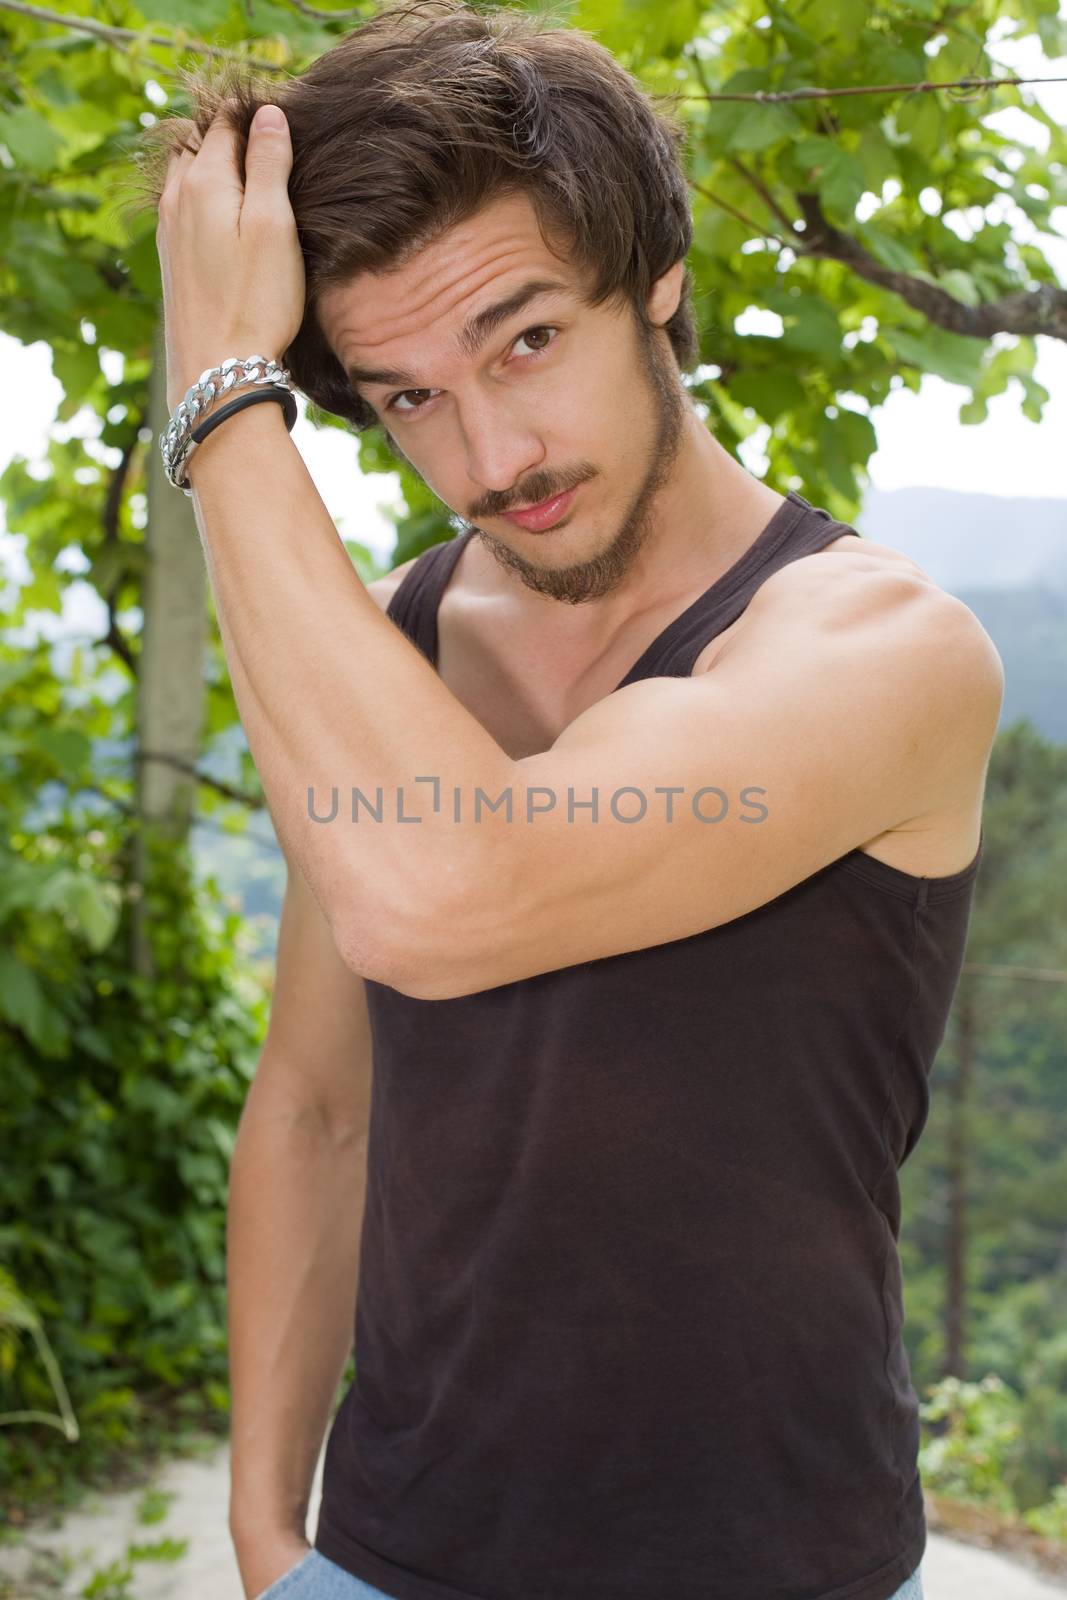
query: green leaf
574 0 702 57
858 36 926 87
855 223 926 275
728 368 807 422
888 327 985 388
1036 14 1067 55
116 224 163 299
128 0 231 25
0 107 65 173
975 337 1037 399
724 103 800 154
0 1270 43 1332
127 1538 190 1564
939 270 983 308
835 407 878 463
815 415 859 499
857 125 899 193
897 95 943 162
0 861 48 923
36 726 92 778
51 341 102 404
802 0 868 41
819 150 868 220
794 135 839 171
65 879 121 952
791 138 868 220
38 870 121 952
698 68 773 142
767 294 842 361
692 205 751 259
0 953 63 1055
1019 374 1050 424
19 566 64 614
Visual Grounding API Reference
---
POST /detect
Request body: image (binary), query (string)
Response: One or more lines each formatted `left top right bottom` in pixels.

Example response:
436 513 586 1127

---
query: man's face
319 190 689 605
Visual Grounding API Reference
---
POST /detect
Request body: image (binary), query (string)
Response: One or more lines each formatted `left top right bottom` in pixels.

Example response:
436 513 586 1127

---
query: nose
458 391 546 506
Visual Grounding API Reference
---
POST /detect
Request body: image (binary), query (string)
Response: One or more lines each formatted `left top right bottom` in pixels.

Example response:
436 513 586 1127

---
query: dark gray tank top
315 491 983 1600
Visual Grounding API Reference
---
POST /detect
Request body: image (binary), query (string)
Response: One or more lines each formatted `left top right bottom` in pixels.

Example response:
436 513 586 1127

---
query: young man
148 4 1003 1599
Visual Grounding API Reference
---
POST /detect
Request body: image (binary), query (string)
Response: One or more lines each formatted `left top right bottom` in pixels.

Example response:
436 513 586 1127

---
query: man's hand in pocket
239 1529 311 1600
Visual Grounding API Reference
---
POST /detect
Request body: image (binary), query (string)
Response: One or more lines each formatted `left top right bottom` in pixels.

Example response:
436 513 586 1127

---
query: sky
1 23 1064 611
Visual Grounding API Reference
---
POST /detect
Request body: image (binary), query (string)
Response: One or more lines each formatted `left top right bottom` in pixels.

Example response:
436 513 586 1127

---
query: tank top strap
386 530 474 665
616 491 859 688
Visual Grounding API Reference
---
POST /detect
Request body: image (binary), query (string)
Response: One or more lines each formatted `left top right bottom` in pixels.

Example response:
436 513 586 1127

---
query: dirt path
4 1439 1066 1599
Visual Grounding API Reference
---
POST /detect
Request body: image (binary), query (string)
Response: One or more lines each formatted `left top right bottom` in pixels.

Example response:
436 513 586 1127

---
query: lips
501 485 579 531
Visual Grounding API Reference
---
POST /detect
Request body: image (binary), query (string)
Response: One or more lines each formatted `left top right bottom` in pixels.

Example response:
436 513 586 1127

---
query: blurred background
1 0 1066 1594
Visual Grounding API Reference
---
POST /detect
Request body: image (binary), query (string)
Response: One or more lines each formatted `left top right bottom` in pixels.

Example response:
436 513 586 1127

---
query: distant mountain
856 488 1067 593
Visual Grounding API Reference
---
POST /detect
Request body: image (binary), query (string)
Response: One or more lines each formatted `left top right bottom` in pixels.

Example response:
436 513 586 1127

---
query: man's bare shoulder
723 527 1001 828
695 531 950 679
747 529 973 629
735 537 1004 730
782 530 935 588
364 553 421 613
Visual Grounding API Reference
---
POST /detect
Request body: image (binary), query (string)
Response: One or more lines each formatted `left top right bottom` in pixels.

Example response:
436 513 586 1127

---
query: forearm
226 1074 368 1546
184 402 513 975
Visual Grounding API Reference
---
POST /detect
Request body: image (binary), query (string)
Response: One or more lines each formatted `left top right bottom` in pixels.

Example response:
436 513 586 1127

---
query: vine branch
677 74 1067 103
0 0 285 72
136 748 264 810
687 173 1067 344
795 190 1067 341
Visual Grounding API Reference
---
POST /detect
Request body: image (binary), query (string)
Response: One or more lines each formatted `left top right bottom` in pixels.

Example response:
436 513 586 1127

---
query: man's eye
512 324 558 357
388 387 438 415
386 324 560 415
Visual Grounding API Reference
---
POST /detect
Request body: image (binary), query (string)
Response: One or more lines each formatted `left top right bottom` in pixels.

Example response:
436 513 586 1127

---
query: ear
646 259 685 327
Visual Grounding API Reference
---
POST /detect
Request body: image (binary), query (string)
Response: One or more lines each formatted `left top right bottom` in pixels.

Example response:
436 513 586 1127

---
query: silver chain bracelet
159 355 294 495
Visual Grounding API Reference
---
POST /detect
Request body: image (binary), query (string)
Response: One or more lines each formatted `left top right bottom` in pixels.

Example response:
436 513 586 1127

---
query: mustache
474 467 596 519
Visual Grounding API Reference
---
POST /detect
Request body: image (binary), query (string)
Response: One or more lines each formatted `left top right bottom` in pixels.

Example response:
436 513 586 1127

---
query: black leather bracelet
189 383 298 444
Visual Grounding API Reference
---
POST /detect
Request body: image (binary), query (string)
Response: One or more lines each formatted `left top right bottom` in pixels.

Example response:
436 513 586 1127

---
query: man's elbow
320 854 413 992
329 848 499 1001
326 899 395 989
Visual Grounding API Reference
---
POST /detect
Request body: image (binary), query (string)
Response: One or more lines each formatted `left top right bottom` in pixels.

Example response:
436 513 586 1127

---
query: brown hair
126 0 699 433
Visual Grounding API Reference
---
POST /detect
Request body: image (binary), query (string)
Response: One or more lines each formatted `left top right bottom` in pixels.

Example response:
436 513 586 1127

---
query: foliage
78 1535 190 1600
0 1266 79 1442
919 1367 1067 1537
1026 1482 1067 1540
900 719 1067 1520
920 1372 1027 1512
0 642 270 1507
568 0 1066 517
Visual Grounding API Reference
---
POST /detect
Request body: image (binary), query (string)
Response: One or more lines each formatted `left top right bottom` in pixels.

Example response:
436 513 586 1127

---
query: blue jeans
252 1550 380 1600
255 1550 925 1600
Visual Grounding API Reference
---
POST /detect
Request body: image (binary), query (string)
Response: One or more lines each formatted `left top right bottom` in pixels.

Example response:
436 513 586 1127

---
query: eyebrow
345 277 573 398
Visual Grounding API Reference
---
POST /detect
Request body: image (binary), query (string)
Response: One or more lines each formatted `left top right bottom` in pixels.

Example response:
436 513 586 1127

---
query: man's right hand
236 1528 312 1600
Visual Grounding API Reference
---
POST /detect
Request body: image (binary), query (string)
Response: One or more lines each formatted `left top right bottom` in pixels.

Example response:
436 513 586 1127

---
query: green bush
919 1373 1026 1514
0 649 269 1504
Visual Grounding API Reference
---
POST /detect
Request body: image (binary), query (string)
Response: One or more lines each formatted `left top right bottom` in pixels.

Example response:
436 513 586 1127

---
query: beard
463 317 689 606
